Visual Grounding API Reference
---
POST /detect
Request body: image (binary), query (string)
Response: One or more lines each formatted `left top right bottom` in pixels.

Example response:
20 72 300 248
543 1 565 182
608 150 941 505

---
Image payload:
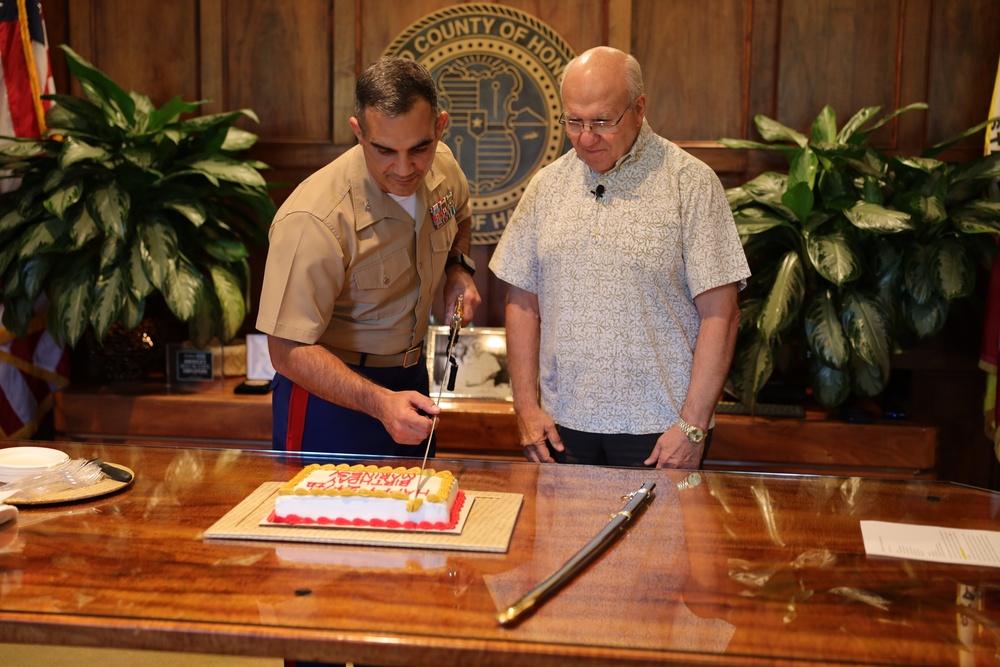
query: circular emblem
384 4 575 244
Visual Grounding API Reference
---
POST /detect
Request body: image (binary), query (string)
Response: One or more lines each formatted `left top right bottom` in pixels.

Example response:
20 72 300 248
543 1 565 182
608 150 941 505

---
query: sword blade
412 295 464 499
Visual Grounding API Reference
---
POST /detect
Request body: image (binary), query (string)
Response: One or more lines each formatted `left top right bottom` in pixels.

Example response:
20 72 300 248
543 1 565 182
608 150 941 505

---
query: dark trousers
277 360 431 667
549 424 713 468
271 356 433 458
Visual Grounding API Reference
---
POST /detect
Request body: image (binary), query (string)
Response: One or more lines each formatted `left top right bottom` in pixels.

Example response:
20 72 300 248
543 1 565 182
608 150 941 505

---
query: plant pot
81 319 164 383
73 298 187 384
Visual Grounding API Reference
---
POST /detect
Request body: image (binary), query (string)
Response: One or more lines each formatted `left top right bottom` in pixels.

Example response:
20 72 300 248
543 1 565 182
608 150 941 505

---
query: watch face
679 420 705 443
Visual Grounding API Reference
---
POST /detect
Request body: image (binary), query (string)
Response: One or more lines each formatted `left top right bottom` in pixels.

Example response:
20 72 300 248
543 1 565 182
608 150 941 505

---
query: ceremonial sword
410 294 464 502
496 481 657 626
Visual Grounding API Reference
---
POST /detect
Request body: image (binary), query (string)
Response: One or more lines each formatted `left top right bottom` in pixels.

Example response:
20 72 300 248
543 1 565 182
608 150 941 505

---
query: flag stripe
0 380 24 436
0 359 33 433
0 18 37 137
0 343 71 386
15 0 47 136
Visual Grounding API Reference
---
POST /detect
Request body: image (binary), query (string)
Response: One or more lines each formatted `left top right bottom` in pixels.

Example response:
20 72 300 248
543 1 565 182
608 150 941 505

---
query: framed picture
426 326 512 401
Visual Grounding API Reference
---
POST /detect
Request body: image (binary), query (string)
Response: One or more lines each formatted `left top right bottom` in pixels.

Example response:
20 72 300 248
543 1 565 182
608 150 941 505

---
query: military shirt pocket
350 246 412 320
430 220 457 254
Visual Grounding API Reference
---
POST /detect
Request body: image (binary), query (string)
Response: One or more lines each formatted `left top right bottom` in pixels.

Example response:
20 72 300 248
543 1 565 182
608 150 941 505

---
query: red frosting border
269 490 467 531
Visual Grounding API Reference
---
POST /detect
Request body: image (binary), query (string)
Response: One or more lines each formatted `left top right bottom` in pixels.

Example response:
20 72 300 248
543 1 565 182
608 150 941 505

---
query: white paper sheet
860 520 1000 567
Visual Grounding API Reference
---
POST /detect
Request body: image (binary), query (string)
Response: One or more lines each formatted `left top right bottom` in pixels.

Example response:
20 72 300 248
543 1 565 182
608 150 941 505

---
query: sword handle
452 294 464 326
446 357 458 391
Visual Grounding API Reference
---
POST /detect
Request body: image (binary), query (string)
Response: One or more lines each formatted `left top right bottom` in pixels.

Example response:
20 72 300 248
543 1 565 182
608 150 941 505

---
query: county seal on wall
384 4 575 245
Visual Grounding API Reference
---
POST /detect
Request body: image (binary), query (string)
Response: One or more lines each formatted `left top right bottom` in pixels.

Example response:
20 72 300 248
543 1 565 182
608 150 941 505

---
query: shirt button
382 276 389 285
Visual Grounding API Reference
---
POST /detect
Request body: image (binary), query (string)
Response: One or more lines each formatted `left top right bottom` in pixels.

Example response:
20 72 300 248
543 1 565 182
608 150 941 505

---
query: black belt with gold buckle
332 343 424 369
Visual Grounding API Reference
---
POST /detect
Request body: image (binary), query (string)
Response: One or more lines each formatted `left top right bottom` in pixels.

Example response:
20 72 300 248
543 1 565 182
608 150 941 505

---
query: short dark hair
354 57 439 132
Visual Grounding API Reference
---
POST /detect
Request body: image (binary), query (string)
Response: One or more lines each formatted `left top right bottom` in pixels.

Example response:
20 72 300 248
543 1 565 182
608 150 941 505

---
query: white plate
0 447 69 483
0 446 68 468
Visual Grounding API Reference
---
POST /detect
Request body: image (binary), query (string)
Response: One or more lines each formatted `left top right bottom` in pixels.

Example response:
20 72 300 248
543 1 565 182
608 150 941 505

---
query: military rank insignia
430 191 456 230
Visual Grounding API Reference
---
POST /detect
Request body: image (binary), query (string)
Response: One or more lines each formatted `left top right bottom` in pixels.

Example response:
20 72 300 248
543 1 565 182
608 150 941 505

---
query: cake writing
279 464 454 504
305 470 430 495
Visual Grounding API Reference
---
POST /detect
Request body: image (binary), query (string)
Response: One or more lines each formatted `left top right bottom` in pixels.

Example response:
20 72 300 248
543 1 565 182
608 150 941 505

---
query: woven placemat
203 482 522 553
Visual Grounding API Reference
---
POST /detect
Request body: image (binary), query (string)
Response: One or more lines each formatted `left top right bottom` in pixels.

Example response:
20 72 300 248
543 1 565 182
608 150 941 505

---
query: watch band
446 253 476 276
676 417 706 443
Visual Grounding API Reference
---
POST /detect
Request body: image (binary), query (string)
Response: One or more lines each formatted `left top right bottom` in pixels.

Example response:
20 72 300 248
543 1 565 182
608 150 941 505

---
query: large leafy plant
0 45 276 349
721 104 1000 409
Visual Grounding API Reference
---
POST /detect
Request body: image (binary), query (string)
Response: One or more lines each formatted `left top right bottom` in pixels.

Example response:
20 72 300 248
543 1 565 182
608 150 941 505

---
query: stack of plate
0 446 69 484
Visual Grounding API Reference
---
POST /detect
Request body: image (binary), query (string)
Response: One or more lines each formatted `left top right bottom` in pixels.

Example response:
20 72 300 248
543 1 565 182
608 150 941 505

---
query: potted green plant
720 104 1000 410
0 45 276 362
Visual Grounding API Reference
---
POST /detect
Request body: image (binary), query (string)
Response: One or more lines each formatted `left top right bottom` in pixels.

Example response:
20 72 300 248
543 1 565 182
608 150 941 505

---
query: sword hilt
452 294 464 327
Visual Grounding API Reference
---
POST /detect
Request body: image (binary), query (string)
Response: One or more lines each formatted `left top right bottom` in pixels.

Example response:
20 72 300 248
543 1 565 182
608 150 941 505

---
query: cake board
203 482 523 553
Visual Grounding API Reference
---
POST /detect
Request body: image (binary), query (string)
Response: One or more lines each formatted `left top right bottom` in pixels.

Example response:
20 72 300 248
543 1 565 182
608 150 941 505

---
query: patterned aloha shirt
490 120 750 434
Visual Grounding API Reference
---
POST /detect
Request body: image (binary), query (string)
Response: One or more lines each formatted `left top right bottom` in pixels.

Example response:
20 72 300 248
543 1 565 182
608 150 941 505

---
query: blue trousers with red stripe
271 356 435 458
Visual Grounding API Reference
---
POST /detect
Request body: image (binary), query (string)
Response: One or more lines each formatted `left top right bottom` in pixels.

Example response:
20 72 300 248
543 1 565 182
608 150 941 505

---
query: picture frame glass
426 326 511 401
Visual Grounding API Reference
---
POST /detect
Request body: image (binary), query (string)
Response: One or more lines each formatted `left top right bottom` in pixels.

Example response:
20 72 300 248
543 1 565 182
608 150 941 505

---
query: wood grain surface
0 441 996 666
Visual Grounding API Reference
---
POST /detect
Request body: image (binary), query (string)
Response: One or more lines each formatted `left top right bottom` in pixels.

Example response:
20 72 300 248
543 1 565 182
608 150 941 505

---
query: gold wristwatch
676 417 706 443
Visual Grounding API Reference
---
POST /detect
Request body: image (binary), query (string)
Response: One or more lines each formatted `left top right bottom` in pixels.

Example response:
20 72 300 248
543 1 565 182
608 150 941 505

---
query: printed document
860 521 1000 567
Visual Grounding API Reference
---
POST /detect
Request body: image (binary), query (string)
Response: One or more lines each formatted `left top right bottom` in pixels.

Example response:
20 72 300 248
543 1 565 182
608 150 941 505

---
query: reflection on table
0 441 997 666
54 379 940 477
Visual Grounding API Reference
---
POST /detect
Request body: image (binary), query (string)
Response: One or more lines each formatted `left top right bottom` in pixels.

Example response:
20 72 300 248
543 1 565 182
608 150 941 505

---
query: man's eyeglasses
559 100 633 136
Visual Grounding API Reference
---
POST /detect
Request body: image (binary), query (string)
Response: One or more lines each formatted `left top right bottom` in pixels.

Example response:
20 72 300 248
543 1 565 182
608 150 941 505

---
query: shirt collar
350 145 438 230
612 119 652 173
583 119 653 186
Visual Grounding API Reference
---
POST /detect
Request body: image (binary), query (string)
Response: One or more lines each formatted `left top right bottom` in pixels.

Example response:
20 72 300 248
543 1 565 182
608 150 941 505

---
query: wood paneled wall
41 0 1000 327
37 0 1000 487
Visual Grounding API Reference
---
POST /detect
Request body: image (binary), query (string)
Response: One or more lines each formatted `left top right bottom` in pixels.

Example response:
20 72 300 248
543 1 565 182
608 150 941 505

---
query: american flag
0 303 71 439
0 0 54 141
0 0 69 440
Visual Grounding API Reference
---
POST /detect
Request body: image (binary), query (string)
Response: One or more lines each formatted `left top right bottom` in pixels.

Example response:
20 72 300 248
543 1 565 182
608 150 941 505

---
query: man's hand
644 426 704 469
444 267 482 324
516 405 563 463
269 336 445 446
373 390 441 445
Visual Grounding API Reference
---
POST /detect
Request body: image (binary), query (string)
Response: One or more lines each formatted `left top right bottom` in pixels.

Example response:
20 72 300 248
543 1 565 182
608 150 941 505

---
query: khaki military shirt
257 143 468 355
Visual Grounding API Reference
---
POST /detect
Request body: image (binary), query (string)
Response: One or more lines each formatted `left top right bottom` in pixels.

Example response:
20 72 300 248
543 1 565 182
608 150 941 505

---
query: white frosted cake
270 463 465 530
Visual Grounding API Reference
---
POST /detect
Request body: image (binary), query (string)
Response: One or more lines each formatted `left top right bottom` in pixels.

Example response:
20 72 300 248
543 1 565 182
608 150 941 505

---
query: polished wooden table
54 379 940 477
0 441 993 666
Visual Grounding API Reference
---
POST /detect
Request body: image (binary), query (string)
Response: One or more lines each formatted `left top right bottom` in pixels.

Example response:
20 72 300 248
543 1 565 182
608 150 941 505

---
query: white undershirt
388 193 418 220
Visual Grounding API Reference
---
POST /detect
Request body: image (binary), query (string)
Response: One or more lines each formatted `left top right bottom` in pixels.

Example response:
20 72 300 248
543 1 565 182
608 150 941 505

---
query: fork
0 458 105 502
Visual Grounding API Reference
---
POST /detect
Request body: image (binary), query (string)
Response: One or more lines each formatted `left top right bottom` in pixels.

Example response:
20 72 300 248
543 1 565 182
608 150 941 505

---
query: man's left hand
444 268 481 324
644 426 703 469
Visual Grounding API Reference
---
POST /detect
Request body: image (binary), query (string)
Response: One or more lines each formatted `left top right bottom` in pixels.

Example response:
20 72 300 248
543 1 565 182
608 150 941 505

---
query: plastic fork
0 458 105 502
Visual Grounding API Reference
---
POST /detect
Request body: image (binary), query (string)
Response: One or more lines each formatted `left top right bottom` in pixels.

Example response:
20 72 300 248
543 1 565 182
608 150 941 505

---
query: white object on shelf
246 333 276 381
